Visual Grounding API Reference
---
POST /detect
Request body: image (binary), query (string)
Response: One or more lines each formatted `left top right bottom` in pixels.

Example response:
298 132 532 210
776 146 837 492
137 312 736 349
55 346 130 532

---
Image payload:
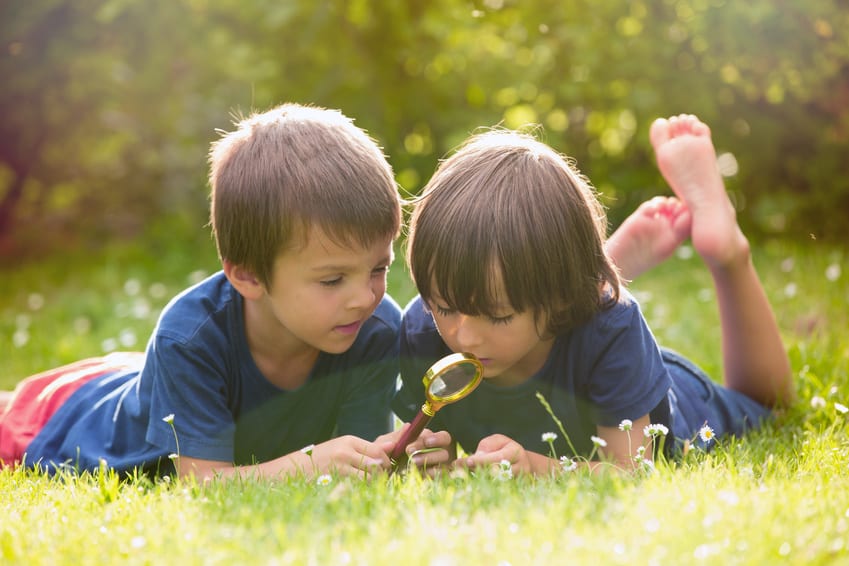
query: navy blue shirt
27 271 401 475
393 290 672 458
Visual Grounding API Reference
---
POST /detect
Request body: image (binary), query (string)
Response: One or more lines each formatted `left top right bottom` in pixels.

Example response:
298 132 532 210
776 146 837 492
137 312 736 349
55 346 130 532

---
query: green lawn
1 235 847 565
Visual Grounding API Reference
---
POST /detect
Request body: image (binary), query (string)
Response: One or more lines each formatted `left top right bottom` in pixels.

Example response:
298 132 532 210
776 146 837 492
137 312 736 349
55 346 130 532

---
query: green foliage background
2 5 849 561
2 0 848 263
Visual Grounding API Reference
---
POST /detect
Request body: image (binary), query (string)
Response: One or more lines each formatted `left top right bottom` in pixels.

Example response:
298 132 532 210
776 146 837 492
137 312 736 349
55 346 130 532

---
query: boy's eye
434 304 455 317
489 314 514 325
431 302 512 324
372 265 389 277
320 277 343 287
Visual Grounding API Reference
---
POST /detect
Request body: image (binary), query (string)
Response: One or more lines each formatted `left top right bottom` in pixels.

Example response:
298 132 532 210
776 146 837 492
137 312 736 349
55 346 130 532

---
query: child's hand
309 435 392 479
459 433 547 476
408 428 455 474
460 434 532 474
377 426 455 476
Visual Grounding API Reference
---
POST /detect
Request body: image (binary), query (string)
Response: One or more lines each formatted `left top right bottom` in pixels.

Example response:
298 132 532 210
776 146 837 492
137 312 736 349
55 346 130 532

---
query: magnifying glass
389 352 484 471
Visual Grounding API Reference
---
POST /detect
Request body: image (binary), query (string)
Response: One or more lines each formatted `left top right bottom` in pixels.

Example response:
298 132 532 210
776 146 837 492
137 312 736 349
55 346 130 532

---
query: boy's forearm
176 451 314 482
527 451 562 475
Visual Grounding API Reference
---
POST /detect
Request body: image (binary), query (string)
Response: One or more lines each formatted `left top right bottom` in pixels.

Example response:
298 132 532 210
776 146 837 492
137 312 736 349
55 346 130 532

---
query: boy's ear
223 261 265 300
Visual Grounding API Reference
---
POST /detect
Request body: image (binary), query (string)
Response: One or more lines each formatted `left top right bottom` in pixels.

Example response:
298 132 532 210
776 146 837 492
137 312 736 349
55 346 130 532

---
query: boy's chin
481 369 501 380
318 334 359 354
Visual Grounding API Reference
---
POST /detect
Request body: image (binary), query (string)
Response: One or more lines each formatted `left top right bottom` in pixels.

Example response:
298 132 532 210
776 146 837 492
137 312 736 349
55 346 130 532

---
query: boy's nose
454 315 483 349
350 279 378 309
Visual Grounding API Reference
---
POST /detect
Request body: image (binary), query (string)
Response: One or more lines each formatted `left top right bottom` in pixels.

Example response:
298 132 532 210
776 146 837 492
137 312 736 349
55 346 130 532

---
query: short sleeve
144 335 238 462
582 299 672 427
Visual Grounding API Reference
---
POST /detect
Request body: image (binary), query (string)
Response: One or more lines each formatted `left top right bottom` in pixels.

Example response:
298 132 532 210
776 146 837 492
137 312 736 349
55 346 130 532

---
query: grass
1 233 847 565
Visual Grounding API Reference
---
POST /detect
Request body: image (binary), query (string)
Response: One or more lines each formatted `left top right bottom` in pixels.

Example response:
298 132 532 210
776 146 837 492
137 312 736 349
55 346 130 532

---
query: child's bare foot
649 115 749 268
606 196 692 281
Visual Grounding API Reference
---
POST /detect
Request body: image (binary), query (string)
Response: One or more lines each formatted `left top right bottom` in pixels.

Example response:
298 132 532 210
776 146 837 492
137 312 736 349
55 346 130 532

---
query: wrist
527 450 559 475
281 445 318 478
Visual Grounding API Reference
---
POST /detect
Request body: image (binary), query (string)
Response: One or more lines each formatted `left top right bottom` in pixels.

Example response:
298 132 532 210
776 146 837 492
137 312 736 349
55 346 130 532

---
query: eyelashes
320 265 389 287
432 304 514 325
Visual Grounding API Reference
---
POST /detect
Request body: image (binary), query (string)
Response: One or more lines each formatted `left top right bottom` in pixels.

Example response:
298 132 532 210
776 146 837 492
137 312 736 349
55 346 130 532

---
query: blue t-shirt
394 290 772 459
393 290 672 458
26 271 401 475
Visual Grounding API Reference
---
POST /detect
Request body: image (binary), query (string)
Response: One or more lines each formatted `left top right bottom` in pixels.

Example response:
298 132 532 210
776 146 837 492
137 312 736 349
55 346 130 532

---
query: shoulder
339 295 402 361
562 288 656 369
400 295 447 361
401 295 435 334
143 272 244 373
567 289 671 426
152 271 241 349
368 294 402 331
357 294 401 343
586 287 646 335
401 296 443 349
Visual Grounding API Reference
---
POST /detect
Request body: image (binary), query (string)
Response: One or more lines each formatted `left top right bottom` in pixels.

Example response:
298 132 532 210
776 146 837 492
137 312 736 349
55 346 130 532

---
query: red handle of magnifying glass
389 409 433 470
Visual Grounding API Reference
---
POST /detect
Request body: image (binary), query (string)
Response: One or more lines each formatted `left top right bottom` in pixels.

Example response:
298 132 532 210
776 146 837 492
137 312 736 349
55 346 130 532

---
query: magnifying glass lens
428 363 478 398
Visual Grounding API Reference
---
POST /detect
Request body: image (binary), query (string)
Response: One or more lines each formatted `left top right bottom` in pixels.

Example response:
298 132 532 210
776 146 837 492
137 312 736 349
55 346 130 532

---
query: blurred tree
1 0 847 264
0 0 238 258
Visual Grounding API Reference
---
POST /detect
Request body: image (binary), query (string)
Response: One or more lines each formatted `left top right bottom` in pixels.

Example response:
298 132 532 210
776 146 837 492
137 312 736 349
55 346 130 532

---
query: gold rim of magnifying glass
422 352 484 406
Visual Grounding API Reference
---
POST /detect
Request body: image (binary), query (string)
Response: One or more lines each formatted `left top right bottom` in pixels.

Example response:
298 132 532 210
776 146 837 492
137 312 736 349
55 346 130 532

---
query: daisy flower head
497 459 513 481
835 402 849 415
541 432 558 443
698 425 715 444
316 474 333 486
810 396 826 410
560 456 577 473
643 423 669 438
162 414 175 425
619 419 633 431
301 444 315 456
590 435 608 448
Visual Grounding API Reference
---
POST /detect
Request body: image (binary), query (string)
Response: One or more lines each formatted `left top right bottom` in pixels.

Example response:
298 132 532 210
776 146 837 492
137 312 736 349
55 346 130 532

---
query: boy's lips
335 320 362 335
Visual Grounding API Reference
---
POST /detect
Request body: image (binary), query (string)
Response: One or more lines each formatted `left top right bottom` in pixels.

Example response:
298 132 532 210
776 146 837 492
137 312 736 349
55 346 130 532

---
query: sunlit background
2 0 847 380
3 0 848 263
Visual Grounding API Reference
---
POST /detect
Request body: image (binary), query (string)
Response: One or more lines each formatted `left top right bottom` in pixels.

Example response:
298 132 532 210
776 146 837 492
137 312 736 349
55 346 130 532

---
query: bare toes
649 118 671 149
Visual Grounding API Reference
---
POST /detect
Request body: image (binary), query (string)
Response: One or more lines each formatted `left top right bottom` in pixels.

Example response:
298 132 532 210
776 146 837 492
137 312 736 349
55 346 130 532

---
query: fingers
314 431 457 479
461 449 509 469
317 435 391 476
351 437 392 469
461 434 514 468
403 429 454 469
410 429 452 452
455 434 533 474
474 433 512 453
373 427 403 445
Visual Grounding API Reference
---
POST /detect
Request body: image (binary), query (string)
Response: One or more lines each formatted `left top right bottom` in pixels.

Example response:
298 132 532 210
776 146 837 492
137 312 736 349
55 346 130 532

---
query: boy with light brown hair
1 103 446 480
